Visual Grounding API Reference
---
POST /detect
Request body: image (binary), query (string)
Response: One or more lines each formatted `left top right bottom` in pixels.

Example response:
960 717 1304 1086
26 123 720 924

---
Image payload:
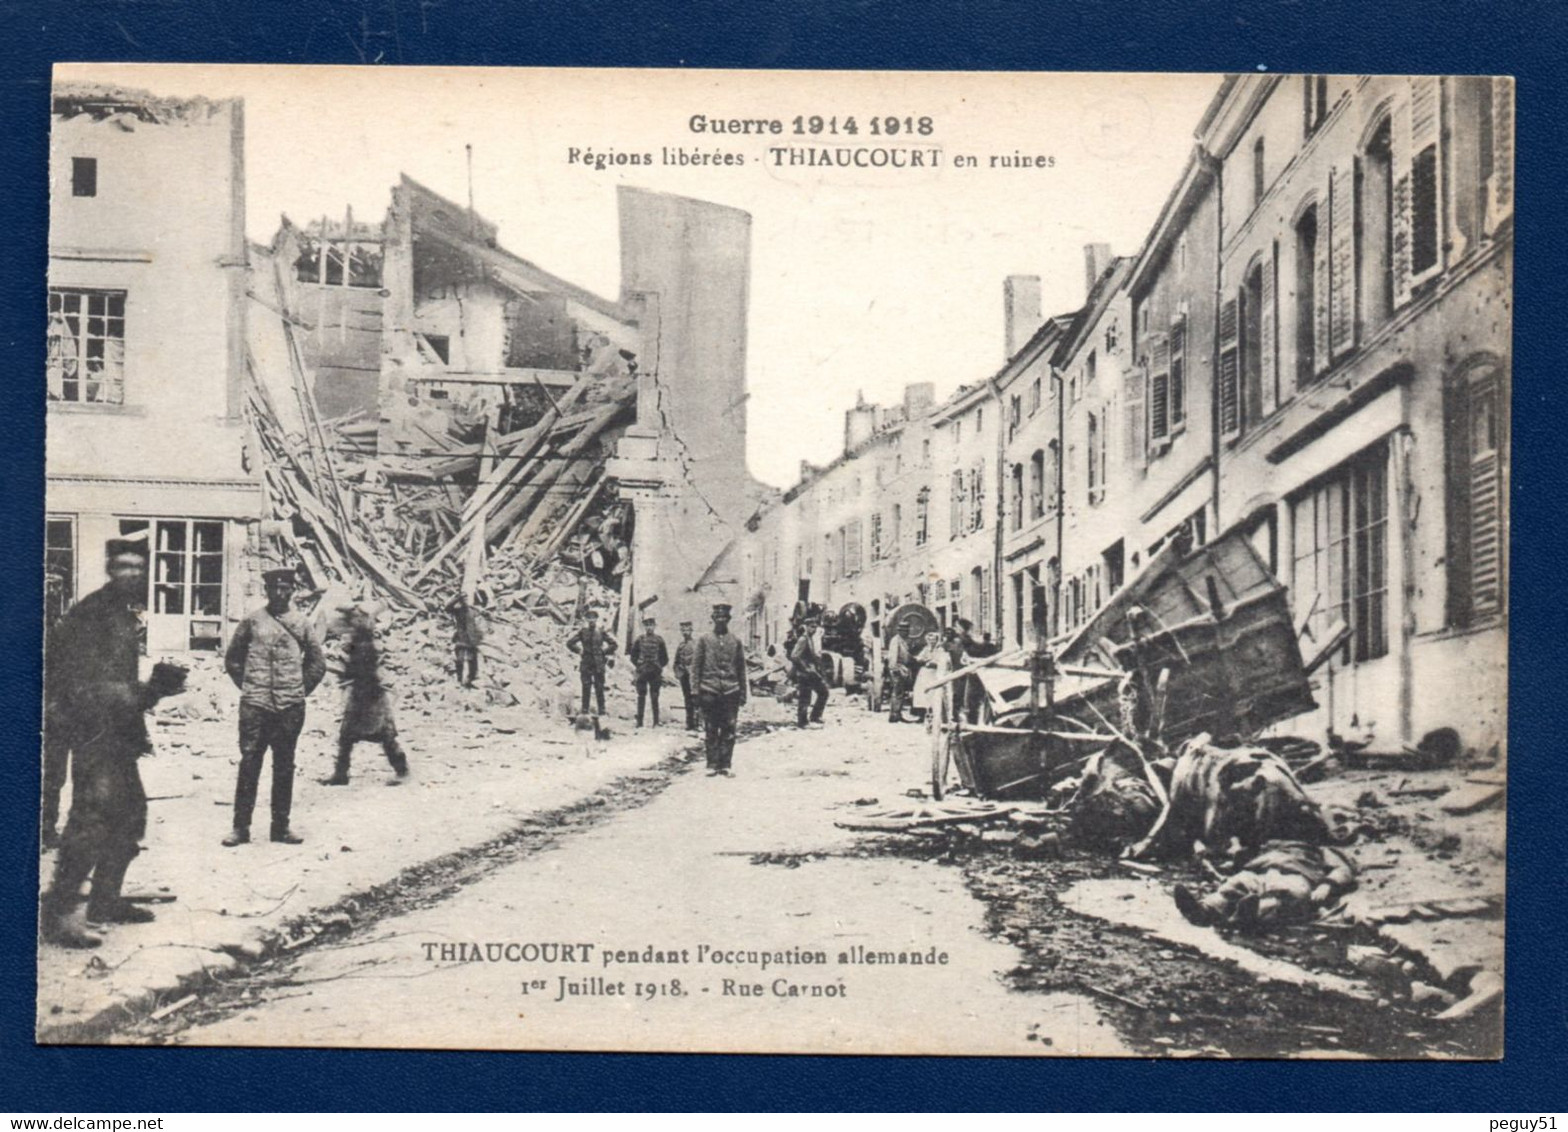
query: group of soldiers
39 542 410 949
564 602 750 776
882 616 998 725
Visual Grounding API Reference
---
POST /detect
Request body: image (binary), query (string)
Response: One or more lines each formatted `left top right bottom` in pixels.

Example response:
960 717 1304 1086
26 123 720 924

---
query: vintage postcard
37 64 1509 1057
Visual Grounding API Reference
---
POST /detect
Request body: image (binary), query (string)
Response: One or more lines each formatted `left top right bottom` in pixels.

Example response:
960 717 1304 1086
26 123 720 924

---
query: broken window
1291 442 1389 665
71 157 97 197
294 236 383 288
48 288 126 404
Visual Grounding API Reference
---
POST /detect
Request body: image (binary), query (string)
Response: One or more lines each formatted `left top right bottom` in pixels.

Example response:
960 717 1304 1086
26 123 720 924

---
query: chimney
1004 275 1043 359
1084 243 1113 301
844 390 878 452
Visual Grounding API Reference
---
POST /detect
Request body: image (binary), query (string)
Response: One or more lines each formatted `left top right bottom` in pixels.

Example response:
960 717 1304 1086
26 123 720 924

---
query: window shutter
1408 76 1444 286
1170 318 1187 424
1218 297 1240 435
1260 247 1278 415
1488 76 1515 231
1124 365 1147 467
1469 371 1504 619
1150 335 1171 441
1391 83 1416 309
1328 160 1358 360
1313 177 1332 375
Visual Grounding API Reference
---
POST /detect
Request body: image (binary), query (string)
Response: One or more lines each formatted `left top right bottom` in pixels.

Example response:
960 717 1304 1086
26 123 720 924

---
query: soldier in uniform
672 621 698 732
323 605 409 786
692 603 747 776
40 538 187 948
566 607 617 716
222 568 327 847
630 615 670 727
789 612 829 729
886 616 920 723
447 591 486 688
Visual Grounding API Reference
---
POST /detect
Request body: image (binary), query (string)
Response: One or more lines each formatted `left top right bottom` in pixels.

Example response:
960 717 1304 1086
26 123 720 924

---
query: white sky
59 64 1221 487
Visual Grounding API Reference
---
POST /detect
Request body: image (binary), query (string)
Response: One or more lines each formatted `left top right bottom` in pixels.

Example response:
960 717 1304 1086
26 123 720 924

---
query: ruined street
113 694 1497 1059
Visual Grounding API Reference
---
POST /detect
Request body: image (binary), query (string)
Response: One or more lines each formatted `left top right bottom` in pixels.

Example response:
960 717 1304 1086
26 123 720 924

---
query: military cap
679 620 693 629
711 603 733 618
105 537 149 560
262 567 298 586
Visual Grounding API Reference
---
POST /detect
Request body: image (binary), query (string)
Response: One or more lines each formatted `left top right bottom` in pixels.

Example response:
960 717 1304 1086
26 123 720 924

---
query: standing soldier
222 568 326 847
630 615 670 728
886 617 919 723
692 603 748 777
447 591 485 688
566 608 617 717
673 621 698 733
40 538 188 948
790 613 829 729
323 606 409 786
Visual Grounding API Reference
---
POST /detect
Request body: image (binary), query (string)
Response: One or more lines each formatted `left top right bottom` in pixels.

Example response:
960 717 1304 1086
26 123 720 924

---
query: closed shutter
1170 318 1187 424
1391 82 1416 308
846 518 863 574
1260 247 1278 415
1150 335 1171 441
1469 371 1503 619
1313 174 1333 375
1488 76 1515 230
1218 297 1241 435
1329 160 1357 359
1124 365 1147 467
1408 76 1444 285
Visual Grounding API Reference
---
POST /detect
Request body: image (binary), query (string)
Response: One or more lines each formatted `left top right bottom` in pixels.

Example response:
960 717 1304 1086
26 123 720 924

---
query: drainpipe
1205 143 1225 533
1049 364 1067 639
986 374 1006 642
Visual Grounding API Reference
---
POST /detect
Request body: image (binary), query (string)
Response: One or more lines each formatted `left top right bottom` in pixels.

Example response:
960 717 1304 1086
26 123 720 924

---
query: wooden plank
1439 784 1505 816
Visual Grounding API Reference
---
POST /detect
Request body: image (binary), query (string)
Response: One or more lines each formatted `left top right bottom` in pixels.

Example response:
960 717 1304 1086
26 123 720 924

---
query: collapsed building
246 175 768 643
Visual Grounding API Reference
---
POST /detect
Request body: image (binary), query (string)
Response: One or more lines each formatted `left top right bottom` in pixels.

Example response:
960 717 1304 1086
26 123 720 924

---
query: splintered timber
420 941 951 969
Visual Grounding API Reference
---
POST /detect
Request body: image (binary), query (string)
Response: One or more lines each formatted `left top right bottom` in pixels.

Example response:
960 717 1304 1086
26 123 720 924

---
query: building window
1150 335 1171 443
1012 572 1026 645
915 488 931 547
845 519 863 575
1105 319 1119 353
971 566 985 629
1028 450 1045 520
1086 350 1097 388
1010 463 1025 531
1294 205 1319 387
1303 75 1330 137
1411 144 1440 278
949 577 962 627
1242 264 1265 428
71 157 97 197
973 462 987 531
1103 539 1125 594
1029 376 1042 415
1252 137 1266 209
1360 117 1395 336
48 288 126 404
45 516 76 627
1291 443 1389 665
127 518 227 651
1009 394 1022 441
1446 360 1508 626
1046 442 1060 516
1086 413 1104 504
870 512 883 562
1170 317 1187 427
949 471 965 539
975 407 984 432
891 503 903 552
922 438 932 463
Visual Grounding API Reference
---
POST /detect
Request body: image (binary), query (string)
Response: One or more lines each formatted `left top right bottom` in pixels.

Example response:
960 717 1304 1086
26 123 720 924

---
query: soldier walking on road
673 621 698 732
40 538 188 948
790 613 829 729
693 603 747 777
566 607 617 717
323 606 409 786
222 568 326 847
631 615 670 727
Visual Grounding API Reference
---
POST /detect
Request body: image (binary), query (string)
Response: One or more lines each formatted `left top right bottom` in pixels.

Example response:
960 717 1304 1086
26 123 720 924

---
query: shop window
71 157 97 197
1291 444 1389 664
45 516 76 626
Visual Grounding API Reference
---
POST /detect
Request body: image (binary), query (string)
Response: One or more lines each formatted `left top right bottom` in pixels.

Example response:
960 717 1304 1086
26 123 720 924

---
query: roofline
1125 147 1218 296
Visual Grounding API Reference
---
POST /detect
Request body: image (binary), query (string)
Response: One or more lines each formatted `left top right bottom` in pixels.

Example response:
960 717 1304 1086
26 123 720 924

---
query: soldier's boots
40 851 103 949
271 828 304 845
86 854 156 926
222 827 250 847
41 906 103 949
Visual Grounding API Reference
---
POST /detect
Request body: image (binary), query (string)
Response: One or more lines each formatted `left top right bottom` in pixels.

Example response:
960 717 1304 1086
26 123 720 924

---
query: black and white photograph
37 64 1510 1058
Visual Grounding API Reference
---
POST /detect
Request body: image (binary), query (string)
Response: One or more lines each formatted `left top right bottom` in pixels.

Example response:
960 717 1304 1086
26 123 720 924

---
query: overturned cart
929 529 1327 802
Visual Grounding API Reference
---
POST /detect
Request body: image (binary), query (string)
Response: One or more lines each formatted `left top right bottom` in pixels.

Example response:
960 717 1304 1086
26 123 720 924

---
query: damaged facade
728 73 1512 756
45 84 261 652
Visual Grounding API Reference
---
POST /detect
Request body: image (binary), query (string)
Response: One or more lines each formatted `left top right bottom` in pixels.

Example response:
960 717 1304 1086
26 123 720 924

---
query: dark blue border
4 0 1564 1112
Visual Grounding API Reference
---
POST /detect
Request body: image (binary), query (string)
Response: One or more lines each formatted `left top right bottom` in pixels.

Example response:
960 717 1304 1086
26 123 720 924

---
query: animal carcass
1151 733 1329 860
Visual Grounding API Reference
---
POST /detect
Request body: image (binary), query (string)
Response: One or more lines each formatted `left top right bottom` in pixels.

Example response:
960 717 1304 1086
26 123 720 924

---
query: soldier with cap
886 615 920 724
789 611 829 729
630 614 670 727
692 603 748 776
40 537 188 948
566 607 617 717
222 567 326 847
672 620 698 732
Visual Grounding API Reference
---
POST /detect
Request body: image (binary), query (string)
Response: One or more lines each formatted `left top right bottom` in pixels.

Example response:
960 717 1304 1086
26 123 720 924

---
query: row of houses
725 73 1512 754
